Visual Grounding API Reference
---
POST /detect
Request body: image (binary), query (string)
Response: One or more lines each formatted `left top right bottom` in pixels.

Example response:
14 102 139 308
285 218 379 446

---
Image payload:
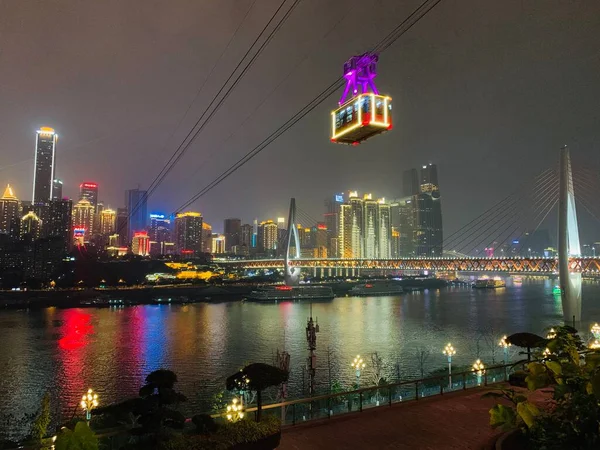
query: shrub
217 415 281 445
192 414 217 434
508 370 528 387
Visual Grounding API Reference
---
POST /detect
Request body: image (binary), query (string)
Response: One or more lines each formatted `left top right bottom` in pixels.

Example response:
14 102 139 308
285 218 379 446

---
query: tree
29 392 51 442
54 421 98 450
414 348 431 378
137 369 187 430
226 363 288 422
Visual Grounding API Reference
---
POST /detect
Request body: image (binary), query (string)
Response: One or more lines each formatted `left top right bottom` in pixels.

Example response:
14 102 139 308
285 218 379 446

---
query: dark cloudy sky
1 0 599 240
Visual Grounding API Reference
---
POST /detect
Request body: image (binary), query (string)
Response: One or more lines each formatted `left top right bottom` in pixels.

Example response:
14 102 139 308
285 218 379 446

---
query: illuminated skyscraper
100 208 116 236
202 222 212 253
72 198 95 243
116 208 128 246
132 231 150 256
324 194 344 258
240 223 253 250
349 192 364 258
224 218 241 252
258 220 278 253
211 234 226 254
416 163 443 256
0 185 21 239
33 127 57 203
48 199 72 251
125 188 147 240
364 195 378 258
52 179 63 201
174 212 203 255
79 182 99 207
21 211 42 240
338 203 353 258
377 199 391 258
149 213 171 254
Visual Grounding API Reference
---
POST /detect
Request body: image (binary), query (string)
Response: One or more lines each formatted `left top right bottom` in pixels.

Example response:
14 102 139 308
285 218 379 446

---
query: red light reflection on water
58 309 93 350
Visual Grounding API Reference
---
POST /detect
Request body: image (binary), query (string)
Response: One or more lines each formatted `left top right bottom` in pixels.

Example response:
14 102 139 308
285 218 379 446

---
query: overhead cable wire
173 0 445 213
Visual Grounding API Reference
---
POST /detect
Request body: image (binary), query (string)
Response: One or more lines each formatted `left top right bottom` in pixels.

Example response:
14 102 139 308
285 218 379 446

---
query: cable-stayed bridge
219 147 600 325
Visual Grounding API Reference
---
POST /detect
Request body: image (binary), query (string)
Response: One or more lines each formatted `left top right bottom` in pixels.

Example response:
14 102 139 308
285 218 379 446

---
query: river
1 278 599 431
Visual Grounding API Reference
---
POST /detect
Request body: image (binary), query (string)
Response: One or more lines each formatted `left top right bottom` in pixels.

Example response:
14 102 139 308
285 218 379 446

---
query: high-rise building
377 199 391 258
211 234 226 254
338 203 353 258
391 197 416 257
201 222 212 254
100 208 116 236
224 218 241 252
21 211 42 240
116 208 128 246
174 212 203 255
240 223 253 250
0 185 21 239
132 231 151 256
324 194 343 258
349 192 364 258
125 189 147 240
402 168 419 197
149 213 171 255
364 195 378 258
415 163 443 256
33 127 57 203
72 198 95 243
79 182 98 207
258 220 278 253
52 179 63 201
48 199 72 251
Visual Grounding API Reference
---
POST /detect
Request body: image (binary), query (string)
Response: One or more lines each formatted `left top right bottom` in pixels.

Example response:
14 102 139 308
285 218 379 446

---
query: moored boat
245 285 335 302
350 281 404 296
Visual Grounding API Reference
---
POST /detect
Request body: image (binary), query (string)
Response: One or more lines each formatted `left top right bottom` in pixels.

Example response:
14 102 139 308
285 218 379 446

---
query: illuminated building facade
32 127 57 203
416 164 443 256
149 213 171 255
202 222 212 254
0 185 21 239
324 193 343 258
48 199 72 251
132 231 151 256
79 182 98 207
125 188 147 241
72 198 95 243
100 208 116 236
240 223 253 250
224 218 241 252
21 211 42 240
52 179 63 201
211 234 225 254
174 212 203 255
258 220 278 253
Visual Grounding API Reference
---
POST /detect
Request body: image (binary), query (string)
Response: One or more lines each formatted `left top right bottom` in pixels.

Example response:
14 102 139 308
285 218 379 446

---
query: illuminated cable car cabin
330 52 392 145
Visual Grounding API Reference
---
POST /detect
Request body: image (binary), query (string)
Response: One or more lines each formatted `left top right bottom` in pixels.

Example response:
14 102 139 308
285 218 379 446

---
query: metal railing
233 361 523 426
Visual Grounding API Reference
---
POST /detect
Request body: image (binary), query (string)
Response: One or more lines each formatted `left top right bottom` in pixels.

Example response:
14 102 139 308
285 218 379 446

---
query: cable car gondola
330 52 392 145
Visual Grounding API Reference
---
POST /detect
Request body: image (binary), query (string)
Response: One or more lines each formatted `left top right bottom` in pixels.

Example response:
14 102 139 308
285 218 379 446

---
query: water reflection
0 280 598 423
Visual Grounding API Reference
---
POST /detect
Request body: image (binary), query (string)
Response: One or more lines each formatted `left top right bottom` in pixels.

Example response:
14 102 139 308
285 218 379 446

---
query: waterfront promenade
279 387 514 450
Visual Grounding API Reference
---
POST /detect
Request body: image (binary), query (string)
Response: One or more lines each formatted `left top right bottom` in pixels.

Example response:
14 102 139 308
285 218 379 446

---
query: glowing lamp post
442 343 456 388
225 397 244 422
590 340 600 350
542 348 552 359
472 360 485 386
591 323 600 340
546 328 556 339
351 355 365 387
498 336 511 365
80 388 98 421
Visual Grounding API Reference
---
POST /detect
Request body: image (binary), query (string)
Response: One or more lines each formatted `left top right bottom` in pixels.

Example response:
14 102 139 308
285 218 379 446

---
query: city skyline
1 1 598 243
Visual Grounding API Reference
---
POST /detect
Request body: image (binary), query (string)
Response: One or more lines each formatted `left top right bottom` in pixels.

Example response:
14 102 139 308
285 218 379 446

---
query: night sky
1 0 599 241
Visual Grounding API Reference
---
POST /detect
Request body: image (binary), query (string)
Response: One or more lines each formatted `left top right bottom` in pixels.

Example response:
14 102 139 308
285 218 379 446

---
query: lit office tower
52 179 63 200
211 234 226 254
391 197 416 257
349 192 364 258
33 127 58 203
72 198 95 243
174 212 203 255
149 214 171 254
21 211 42 240
79 182 98 207
363 194 378 258
224 218 241 252
377 199 391 258
324 194 343 258
100 208 116 235
252 219 258 249
416 163 443 256
258 220 278 253
132 231 151 256
0 185 21 239
338 203 353 258
116 208 129 246
201 222 212 253
125 189 147 240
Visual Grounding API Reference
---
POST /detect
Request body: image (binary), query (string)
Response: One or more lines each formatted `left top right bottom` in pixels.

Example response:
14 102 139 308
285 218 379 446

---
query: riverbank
0 278 448 309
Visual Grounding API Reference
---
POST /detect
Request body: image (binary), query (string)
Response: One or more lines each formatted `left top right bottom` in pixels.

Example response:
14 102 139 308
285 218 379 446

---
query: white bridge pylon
284 198 301 286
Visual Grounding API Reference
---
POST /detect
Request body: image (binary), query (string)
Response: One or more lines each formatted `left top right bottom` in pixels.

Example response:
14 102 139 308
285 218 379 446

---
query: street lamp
590 340 600 350
351 355 365 387
542 347 552 358
80 389 98 421
498 336 511 365
443 343 456 388
472 360 485 386
546 328 556 339
225 397 244 422
591 323 600 340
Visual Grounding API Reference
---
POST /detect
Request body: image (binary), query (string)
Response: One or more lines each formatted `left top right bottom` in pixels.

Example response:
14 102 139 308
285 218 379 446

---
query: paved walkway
279 387 508 450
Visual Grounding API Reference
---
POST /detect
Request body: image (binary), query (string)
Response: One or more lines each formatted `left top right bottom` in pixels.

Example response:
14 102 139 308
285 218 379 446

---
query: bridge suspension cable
173 0 445 213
